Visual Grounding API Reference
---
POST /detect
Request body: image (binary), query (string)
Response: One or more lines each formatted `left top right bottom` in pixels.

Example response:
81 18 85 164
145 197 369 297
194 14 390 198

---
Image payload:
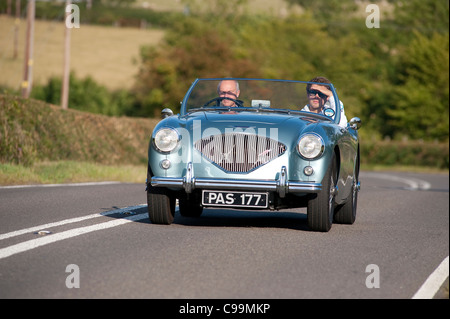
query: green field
0 15 164 91
0 0 299 92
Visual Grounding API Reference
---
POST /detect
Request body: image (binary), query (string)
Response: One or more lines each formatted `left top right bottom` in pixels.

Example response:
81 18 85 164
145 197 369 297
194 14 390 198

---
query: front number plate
202 190 268 208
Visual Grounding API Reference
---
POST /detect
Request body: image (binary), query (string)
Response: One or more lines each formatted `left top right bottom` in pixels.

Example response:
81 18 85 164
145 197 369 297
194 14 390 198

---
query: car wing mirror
161 108 174 119
349 117 362 130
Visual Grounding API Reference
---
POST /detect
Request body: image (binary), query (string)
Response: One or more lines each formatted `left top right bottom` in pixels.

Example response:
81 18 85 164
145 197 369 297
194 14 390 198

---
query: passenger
302 76 347 127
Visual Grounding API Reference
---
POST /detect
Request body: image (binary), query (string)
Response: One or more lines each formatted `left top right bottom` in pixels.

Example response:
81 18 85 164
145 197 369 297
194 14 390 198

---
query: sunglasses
307 90 328 99
219 91 237 98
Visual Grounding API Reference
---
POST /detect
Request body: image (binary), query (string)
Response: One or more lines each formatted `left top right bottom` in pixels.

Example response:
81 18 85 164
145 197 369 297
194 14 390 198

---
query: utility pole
61 0 72 109
21 0 35 98
7 0 12 16
13 0 21 59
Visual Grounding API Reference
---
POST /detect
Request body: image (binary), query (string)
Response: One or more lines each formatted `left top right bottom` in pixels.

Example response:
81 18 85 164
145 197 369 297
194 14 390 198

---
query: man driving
217 79 240 107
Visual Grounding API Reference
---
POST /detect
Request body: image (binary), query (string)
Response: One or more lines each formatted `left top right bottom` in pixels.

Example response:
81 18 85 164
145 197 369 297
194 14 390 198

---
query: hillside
0 15 164 90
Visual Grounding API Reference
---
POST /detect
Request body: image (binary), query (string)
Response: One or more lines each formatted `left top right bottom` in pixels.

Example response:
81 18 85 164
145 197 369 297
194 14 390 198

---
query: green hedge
1 94 448 170
0 94 157 166
361 139 449 170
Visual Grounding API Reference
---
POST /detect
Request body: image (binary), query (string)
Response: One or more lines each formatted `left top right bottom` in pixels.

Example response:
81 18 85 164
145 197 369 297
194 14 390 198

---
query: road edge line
412 256 449 299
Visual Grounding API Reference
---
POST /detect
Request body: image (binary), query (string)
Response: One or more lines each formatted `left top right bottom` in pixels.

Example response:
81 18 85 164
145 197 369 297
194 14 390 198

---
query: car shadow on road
102 205 311 231
173 208 310 231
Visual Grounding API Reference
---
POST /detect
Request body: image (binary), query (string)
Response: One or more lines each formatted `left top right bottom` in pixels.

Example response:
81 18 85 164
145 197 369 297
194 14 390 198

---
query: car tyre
307 154 337 232
147 187 176 224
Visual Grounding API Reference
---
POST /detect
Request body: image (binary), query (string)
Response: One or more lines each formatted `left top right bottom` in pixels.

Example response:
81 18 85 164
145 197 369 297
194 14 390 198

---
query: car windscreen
183 78 338 122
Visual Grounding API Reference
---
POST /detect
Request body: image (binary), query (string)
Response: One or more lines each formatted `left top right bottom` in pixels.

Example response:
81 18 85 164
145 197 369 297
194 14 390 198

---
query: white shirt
302 96 348 127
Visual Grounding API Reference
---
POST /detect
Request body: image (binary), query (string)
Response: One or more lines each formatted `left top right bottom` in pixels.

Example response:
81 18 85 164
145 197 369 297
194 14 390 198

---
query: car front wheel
147 187 176 224
307 154 337 232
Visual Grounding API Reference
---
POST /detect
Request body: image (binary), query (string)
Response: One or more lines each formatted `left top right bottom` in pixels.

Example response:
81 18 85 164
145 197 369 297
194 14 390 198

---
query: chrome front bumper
151 163 321 198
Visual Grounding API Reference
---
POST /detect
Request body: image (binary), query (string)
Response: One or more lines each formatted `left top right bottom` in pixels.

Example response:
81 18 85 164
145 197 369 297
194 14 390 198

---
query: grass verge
0 161 146 185
1 161 447 187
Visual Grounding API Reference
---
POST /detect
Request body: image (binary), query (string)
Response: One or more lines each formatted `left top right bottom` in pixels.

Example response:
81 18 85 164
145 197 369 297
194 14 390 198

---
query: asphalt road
0 171 448 300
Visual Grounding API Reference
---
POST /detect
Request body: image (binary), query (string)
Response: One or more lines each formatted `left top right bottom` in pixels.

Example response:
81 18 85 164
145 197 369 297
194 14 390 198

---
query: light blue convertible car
146 78 361 232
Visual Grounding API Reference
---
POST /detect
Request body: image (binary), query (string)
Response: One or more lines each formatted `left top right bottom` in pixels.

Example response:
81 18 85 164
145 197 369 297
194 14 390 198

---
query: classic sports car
146 78 361 232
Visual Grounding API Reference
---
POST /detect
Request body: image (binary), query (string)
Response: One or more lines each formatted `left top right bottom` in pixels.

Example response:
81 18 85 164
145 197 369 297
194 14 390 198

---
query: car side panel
335 127 359 205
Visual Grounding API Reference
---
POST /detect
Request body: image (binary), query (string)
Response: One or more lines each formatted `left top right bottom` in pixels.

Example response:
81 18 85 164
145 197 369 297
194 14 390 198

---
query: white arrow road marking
0 205 147 260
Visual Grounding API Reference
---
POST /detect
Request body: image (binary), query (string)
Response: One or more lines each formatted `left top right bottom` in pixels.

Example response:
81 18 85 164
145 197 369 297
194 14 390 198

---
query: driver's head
217 80 240 107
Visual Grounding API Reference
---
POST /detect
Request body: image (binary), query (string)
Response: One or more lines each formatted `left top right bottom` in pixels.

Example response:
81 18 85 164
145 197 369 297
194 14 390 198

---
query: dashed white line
0 205 147 260
0 204 146 241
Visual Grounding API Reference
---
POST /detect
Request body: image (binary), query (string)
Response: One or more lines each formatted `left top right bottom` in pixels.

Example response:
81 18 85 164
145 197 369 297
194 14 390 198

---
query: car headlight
153 128 180 153
297 133 324 159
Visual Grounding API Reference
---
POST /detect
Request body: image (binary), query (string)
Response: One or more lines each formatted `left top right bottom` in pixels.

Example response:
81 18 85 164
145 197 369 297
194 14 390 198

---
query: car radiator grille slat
194 133 286 173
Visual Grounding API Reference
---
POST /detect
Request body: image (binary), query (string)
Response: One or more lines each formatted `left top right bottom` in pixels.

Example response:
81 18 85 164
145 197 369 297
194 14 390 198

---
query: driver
302 76 347 127
217 79 240 107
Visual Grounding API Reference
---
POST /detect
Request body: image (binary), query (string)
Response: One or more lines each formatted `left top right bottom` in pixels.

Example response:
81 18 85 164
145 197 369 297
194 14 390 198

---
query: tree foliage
387 32 449 140
31 72 132 116
392 0 449 36
135 0 449 141
132 16 262 115
28 0 448 142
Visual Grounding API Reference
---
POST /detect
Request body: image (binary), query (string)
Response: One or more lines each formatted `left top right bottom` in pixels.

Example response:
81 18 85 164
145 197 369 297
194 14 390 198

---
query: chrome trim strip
183 162 194 193
151 177 321 194
151 162 321 195
278 166 287 197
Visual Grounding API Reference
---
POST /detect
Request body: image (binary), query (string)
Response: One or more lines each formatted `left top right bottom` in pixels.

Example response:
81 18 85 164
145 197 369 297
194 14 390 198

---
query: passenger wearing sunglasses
302 76 347 127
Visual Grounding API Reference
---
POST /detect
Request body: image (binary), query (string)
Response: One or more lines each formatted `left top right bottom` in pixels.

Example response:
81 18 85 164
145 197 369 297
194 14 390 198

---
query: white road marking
412 256 449 299
0 204 146 241
0 205 147 260
360 172 431 190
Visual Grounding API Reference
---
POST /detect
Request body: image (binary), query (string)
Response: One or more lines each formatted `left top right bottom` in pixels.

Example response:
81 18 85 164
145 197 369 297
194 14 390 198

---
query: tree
284 0 359 20
387 32 449 140
392 0 449 36
132 17 261 116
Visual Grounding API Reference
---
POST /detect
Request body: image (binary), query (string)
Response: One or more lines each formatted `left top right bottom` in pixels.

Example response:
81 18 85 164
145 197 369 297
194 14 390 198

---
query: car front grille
194 133 286 173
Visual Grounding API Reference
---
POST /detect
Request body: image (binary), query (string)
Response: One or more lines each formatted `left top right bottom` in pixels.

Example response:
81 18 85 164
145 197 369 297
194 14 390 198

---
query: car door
335 125 358 205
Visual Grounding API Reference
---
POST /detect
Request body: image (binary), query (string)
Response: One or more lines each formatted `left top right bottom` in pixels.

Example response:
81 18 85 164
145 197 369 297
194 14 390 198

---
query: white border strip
412 256 449 299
